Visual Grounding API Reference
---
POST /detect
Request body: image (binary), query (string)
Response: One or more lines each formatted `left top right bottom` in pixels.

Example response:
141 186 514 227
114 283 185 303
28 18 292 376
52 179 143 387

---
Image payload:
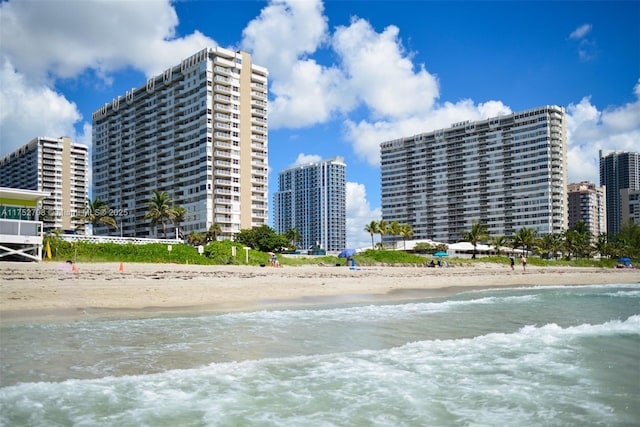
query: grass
42 239 625 269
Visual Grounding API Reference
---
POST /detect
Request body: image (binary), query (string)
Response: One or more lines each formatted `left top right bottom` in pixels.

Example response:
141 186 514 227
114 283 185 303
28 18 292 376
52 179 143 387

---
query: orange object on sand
119 262 124 272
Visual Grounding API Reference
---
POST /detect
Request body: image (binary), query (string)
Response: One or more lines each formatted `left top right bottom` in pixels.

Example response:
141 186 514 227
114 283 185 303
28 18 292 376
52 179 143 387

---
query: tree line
364 218 640 260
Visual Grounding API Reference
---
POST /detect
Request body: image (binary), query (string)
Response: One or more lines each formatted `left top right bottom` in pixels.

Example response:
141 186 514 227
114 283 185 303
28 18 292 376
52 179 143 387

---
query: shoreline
2 261 639 323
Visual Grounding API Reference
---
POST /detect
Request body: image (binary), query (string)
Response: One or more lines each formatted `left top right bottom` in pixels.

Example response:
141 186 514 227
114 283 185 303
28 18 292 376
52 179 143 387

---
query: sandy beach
1 261 639 322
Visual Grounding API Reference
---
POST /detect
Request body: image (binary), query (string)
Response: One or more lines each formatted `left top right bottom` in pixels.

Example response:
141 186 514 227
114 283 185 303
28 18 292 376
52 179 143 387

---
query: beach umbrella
338 248 356 258
433 251 448 257
618 257 631 262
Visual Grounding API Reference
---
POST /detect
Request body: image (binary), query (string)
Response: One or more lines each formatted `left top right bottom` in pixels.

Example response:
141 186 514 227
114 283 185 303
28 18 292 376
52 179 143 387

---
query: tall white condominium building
567 181 606 237
0 136 89 232
599 150 640 236
92 48 268 238
380 105 567 243
273 157 346 252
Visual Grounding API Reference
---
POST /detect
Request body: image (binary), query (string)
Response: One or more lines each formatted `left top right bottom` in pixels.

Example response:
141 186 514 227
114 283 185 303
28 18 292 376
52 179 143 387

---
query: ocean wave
2 315 638 426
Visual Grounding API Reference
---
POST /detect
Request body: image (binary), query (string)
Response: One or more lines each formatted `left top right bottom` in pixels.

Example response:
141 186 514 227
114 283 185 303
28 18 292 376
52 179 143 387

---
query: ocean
1 284 638 426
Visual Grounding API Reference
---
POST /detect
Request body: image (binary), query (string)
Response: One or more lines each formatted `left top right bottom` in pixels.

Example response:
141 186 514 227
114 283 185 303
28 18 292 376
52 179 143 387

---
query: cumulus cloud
241 0 351 129
332 18 439 119
0 0 216 81
293 153 323 166
241 0 328 79
569 24 592 40
346 182 381 249
566 79 640 184
0 58 82 153
0 0 217 155
268 59 354 128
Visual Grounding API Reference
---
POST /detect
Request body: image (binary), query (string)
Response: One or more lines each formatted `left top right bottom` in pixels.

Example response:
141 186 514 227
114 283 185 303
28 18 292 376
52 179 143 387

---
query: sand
1 261 639 322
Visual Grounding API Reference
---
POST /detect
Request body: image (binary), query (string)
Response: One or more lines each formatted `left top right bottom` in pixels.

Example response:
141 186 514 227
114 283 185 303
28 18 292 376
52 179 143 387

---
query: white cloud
332 18 439 119
241 0 351 129
0 0 217 157
566 80 640 184
293 153 323 165
241 0 328 79
569 24 592 40
268 59 354 128
0 0 216 81
0 58 82 153
346 182 381 249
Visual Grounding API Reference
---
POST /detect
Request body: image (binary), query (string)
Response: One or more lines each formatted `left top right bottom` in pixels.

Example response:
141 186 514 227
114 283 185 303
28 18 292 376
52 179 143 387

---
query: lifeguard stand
0 187 49 262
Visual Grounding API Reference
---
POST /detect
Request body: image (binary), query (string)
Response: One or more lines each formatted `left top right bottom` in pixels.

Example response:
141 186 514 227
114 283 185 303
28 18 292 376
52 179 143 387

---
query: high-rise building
620 189 640 226
380 105 567 243
273 157 346 252
92 48 268 238
599 150 640 236
567 181 606 238
0 136 89 232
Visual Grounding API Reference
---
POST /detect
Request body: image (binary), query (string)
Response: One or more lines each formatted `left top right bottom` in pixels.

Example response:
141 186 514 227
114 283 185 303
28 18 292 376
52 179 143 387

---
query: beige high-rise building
0 136 89 233
92 48 268 239
567 181 607 238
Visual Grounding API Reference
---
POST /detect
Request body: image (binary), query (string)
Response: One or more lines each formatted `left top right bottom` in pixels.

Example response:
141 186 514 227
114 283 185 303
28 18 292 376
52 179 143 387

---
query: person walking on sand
521 255 527 272
510 256 515 271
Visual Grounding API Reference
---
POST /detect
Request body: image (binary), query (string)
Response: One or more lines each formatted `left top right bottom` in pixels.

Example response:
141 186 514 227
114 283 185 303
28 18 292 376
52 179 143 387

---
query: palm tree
144 190 176 239
388 221 402 249
173 206 187 239
74 198 117 234
206 223 222 242
491 235 507 256
513 227 537 257
539 233 563 260
565 221 593 259
285 228 302 250
364 220 379 250
187 231 207 246
399 224 414 250
595 233 610 258
462 221 489 259
377 220 388 249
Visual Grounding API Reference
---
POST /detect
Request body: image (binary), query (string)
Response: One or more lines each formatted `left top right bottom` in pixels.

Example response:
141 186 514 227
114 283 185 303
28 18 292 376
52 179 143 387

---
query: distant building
92 48 268 239
0 136 89 233
567 181 606 237
599 150 640 236
273 157 346 252
620 189 640 226
380 105 567 243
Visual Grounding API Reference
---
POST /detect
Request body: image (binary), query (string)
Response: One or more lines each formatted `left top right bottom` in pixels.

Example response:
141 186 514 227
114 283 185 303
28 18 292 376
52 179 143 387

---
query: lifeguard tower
0 187 49 262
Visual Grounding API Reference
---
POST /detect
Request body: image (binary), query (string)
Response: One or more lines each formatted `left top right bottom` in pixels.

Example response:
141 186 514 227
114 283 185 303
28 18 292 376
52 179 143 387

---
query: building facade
620 189 640 227
0 136 89 232
599 150 640 236
273 157 346 252
92 47 268 239
567 181 606 238
380 105 567 243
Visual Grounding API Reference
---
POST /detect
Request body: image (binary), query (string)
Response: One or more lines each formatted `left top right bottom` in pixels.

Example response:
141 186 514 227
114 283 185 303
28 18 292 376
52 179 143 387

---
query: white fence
59 234 183 245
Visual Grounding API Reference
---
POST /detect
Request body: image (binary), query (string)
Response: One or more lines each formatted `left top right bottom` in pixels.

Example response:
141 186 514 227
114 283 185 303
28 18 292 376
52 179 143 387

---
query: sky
1 0 639 249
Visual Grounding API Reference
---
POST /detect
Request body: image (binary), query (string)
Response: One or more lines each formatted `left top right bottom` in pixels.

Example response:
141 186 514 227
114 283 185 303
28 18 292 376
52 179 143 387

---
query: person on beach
521 255 527 272
510 257 515 271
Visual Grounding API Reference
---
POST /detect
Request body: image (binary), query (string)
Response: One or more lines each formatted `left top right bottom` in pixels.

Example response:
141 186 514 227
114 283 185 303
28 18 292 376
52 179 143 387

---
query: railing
0 219 42 237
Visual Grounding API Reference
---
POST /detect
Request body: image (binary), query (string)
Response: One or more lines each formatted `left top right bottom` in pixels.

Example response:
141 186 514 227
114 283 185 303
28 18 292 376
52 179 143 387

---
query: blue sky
1 0 639 248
